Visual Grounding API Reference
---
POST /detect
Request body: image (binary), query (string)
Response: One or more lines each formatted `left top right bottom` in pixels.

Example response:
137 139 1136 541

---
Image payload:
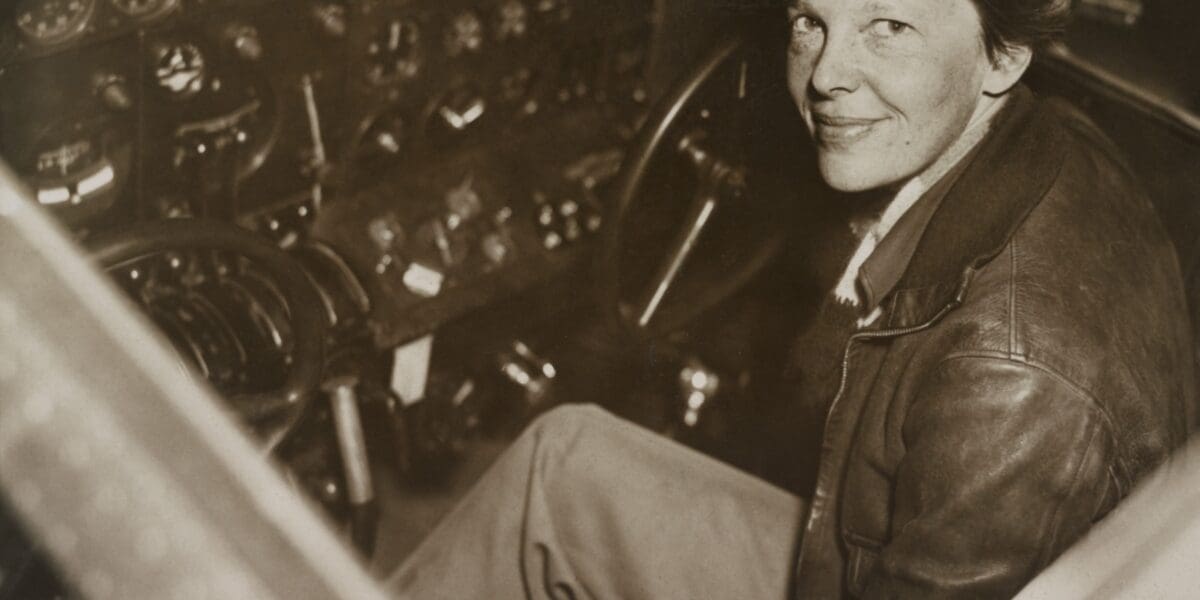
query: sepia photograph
0 0 1197 597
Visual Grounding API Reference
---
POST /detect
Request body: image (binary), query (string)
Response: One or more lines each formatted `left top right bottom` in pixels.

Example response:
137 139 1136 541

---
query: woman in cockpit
387 0 1195 597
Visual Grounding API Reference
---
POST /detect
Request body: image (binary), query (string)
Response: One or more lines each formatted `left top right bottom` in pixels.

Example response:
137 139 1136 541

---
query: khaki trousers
385 404 806 599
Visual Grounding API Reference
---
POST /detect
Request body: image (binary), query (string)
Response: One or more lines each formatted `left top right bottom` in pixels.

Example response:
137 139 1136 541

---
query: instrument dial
365 18 421 85
151 41 207 99
14 0 95 46
445 10 483 56
21 116 131 225
109 0 179 21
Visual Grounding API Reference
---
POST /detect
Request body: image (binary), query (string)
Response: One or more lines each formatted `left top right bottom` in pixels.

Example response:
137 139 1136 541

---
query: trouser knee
519 403 614 467
527 403 609 437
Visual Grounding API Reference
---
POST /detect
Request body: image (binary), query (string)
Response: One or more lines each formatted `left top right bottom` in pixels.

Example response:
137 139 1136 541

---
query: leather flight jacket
792 86 1197 599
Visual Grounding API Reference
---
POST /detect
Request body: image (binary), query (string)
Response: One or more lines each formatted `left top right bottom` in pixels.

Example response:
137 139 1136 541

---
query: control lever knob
312 2 348 38
93 72 133 112
480 232 512 265
444 176 482 227
368 216 406 250
368 215 406 274
224 23 264 61
374 131 402 154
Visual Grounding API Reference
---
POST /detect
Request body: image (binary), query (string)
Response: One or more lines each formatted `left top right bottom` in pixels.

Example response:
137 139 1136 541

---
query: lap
525 405 807 599
388 404 806 600
533 404 802 525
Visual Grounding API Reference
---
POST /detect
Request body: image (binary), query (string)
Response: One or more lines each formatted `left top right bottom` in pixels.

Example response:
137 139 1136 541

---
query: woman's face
786 0 998 192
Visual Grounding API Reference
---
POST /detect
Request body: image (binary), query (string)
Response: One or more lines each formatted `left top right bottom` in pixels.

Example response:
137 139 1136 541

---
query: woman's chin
816 159 898 194
820 163 888 193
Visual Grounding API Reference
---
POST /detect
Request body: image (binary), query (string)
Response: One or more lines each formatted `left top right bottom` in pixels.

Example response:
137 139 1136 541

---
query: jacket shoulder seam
933 350 1127 478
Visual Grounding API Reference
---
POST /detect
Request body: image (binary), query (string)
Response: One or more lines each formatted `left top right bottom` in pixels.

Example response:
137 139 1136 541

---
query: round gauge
494 0 527 42
365 18 421 86
151 41 207 99
109 0 179 21
14 0 96 47
21 116 132 225
445 10 483 56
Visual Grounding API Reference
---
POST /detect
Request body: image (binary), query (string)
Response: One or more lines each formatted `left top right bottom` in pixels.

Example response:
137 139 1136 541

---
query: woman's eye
791 15 823 38
868 19 912 37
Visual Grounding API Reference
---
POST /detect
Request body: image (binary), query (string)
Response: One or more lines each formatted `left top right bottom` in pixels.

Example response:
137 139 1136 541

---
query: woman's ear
983 44 1033 96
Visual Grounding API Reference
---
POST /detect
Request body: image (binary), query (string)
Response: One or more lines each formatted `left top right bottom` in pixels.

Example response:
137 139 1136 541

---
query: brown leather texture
793 87 1197 599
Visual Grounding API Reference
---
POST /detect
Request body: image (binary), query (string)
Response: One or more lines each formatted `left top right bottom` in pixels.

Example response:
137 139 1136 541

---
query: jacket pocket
843 531 883 597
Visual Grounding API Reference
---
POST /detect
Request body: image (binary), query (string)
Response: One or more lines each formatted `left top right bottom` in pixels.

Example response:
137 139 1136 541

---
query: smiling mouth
811 113 885 146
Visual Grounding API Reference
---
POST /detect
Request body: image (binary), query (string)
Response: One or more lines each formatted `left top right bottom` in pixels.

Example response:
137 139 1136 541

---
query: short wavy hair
971 0 1074 61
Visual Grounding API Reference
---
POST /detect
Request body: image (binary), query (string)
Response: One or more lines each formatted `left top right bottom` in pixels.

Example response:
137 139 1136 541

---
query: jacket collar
856 141 978 314
880 85 1070 329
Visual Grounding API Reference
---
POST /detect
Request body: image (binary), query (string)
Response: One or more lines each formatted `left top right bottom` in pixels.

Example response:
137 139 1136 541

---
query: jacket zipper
795 301 964 589
823 301 961 435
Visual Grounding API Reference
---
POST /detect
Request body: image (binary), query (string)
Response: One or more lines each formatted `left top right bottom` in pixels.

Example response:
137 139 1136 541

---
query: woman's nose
809 32 860 98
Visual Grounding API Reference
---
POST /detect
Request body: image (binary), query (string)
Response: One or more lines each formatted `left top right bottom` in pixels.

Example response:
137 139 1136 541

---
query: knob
446 10 484 56
93 72 133 112
444 176 482 228
223 23 263 61
312 2 348 38
480 231 511 266
679 361 719 428
374 130 401 154
368 215 405 250
360 110 406 160
495 0 529 41
368 215 406 274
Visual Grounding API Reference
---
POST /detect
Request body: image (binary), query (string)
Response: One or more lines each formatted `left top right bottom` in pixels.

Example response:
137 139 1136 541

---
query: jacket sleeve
860 355 1117 599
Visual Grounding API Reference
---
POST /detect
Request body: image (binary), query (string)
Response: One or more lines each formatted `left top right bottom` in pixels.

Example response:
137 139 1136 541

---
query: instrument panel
0 7 661 538
0 1 661 562
0 0 659 344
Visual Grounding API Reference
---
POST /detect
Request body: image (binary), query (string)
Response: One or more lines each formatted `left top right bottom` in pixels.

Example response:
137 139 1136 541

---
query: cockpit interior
0 0 1198 597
